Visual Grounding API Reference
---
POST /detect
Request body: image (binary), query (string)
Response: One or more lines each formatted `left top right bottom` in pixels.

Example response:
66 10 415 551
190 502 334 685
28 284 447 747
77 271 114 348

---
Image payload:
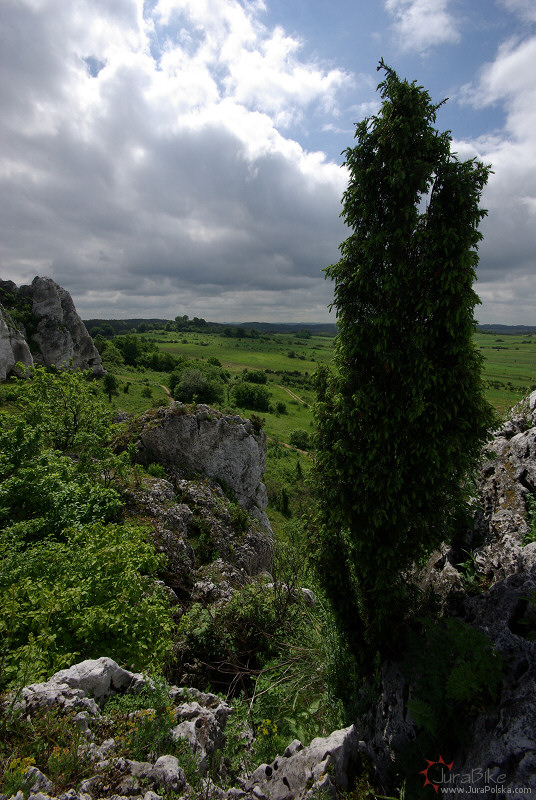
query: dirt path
160 384 173 400
277 385 306 405
266 435 310 456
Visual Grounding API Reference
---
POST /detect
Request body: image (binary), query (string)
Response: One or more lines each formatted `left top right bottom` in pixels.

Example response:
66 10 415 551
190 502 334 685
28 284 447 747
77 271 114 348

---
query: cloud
457 32 536 323
497 0 536 24
0 0 351 321
385 0 460 55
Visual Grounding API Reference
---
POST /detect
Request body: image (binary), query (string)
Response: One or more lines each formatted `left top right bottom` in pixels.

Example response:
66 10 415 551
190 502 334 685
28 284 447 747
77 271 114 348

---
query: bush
172 368 224 405
10 366 111 454
0 523 174 690
100 342 125 369
242 369 267 384
232 382 270 411
289 430 310 450
399 617 502 791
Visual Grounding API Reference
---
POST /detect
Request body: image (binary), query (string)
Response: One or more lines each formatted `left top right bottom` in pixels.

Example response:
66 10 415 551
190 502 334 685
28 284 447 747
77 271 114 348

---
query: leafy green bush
146 462 165 478
100 341 125 369
242 369 268 384
168 359 227 405
10 366 111 454
172 368 224 404
404 618 502 750
0 417 122 543
232 382 270 411
0 523 174 690
289 429 310 450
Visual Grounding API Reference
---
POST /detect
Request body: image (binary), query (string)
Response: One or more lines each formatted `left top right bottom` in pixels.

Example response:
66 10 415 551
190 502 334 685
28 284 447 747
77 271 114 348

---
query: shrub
0 523 175 690
403 618 502 758
242 369 268 384
289 430 310 450
10 366 111 454
232 382 270 411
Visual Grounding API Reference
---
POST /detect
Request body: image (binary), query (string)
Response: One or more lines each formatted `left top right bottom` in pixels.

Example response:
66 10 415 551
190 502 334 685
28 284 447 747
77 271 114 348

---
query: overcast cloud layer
1 0 535 323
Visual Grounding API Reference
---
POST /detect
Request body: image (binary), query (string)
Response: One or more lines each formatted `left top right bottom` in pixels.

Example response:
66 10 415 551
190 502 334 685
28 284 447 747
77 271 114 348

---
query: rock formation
0 303 33 381
358 390 536 795
244 726 361 800
0 276 103 378
9 657 359 800
135 403 271 530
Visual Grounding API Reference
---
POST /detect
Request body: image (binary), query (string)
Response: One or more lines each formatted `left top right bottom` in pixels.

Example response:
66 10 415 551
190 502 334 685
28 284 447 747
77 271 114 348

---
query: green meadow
143 328 536 420
1 326 535 534
108 329 333 443
475 331 536 414
92 328 536 434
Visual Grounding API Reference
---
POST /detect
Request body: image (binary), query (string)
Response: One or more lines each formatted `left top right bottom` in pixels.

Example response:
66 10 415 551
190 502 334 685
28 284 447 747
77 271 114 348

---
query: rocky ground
1 658 359 800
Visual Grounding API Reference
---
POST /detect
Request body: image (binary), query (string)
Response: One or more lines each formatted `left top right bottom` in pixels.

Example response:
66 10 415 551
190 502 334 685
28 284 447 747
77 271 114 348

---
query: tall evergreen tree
314 62 494 661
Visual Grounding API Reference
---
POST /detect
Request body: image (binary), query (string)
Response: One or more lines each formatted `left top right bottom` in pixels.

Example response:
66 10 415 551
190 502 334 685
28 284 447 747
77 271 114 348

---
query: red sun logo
419 755 454 793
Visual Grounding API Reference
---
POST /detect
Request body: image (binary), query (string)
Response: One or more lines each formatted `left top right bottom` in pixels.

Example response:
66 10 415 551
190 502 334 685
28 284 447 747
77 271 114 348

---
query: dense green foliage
168 358 228 403
404 619 502 750
0 368 175 691
232 381 271 411
174 523 354 764
0 523 173 688
314 63 494 660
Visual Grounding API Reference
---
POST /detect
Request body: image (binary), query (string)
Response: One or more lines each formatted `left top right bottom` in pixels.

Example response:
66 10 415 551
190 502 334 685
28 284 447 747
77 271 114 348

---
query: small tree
232 382 270 411
314 62 494 660
14 366 111 454
103 372 120 402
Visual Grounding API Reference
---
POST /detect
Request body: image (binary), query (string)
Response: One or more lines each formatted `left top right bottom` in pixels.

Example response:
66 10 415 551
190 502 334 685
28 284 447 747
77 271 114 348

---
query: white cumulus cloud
385 0 460 55
457 32 536 323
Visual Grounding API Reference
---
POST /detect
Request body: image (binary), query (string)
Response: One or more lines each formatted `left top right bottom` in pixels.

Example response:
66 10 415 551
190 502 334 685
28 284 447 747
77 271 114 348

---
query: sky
1 0 536 324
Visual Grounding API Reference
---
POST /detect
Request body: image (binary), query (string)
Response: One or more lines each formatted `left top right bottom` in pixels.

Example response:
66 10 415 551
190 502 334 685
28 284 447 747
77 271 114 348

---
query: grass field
100 329 536 433
475 331 536 414
2 328 535 436
130 330 333 443
1 327 534 535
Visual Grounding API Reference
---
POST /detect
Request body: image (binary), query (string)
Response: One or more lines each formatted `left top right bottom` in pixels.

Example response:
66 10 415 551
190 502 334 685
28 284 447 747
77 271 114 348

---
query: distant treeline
84 316 337 337
477 324 536 335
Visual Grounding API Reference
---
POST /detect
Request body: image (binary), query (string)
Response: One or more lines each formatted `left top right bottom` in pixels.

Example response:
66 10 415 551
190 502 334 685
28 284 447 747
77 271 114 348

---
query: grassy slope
94 328 536 432
475 331 536 414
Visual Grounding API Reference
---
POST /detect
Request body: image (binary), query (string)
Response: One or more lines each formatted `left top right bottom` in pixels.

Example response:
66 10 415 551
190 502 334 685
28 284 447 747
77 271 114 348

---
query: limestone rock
47 657 146 702
357 398 536 793
128 475 273 592
135 404 271 531
0 303 33 380
0 276 103 378
451 571 536 793
25 277 104 374
23 767 55 795
472 403 536 586
146 755 186 792
16 657 145 712
244 725 360 800
171 697 231 773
